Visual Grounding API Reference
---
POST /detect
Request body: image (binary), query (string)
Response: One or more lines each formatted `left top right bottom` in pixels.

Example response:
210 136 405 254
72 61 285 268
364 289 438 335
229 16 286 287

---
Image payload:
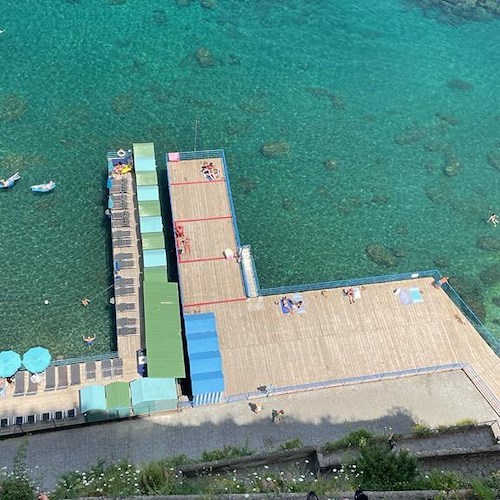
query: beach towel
168 152 180 162
409 287 424 303
353 287 361 300
279 298 292 315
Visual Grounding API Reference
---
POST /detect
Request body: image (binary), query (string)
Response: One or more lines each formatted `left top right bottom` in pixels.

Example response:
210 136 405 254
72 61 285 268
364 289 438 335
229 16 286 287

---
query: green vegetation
355 443 418 491
2 431 499 498
321 429 382 453
279 438 303 451
412 421 434 437
201 443 255 462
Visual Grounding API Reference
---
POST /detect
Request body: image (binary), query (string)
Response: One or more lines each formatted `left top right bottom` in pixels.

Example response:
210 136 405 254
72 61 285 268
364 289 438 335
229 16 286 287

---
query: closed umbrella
0 350 22 378
22 346 51 373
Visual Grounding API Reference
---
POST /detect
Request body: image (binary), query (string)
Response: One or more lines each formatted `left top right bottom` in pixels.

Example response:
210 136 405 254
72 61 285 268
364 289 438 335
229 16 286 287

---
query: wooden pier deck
168 155 500 402
168 158 245 307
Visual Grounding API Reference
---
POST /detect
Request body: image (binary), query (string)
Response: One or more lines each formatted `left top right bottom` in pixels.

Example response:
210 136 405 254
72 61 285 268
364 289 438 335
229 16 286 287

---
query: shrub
280 438 303 450
0 440 35 500
471 479 496 500
322 429 379 453
355 443 418 491
425 470 464 491
412 422 433 437
51 459 140 499
201 444 254 462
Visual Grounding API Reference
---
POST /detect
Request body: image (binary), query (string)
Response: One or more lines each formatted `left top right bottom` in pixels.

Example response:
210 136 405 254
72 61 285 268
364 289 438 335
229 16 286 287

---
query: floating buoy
117 149 126 158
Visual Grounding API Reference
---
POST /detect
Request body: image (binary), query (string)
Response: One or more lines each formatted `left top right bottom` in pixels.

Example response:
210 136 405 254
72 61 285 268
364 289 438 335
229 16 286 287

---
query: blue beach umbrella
0 350 22 378
22 346 52 374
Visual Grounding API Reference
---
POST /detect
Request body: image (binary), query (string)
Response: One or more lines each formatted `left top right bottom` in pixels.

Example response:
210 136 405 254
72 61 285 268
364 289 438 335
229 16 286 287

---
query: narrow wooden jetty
167 152 500 403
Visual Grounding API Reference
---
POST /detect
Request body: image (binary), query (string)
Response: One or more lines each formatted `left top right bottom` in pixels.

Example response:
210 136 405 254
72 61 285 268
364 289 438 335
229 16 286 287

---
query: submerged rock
365 243 396 267
487 152 500 172
0 93 28 122
451 277 486 323
261 141 289 159
477 236 500 252
447 78 474 91
443 155 460 177
323 159 339 171
201 0 217 9
479 264 500 286
195 47 214 67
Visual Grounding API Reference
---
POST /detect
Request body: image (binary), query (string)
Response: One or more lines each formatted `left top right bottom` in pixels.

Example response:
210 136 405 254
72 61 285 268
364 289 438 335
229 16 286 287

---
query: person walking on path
272 409 284 423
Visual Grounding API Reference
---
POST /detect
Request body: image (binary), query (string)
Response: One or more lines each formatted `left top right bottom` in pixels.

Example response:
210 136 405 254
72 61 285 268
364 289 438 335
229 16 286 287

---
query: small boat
0 172 20 189
31 181 56 193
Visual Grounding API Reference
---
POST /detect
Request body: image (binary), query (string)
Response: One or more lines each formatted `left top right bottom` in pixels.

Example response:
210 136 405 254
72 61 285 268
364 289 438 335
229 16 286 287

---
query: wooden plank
190 279 500 398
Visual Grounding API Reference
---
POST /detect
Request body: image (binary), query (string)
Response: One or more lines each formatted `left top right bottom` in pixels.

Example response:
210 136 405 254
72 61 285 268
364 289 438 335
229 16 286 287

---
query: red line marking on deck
170 179 226 186
183 297 247 308
179 257 226 264
175 215 232 223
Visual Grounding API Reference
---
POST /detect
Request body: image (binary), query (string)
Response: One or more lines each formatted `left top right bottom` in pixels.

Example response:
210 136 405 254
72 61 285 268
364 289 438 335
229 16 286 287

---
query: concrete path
0 370 497 489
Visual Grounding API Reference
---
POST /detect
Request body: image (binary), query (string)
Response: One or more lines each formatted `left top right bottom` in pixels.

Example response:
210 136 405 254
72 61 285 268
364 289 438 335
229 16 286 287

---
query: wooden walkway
168 158 245 307
168 155 500 402
190 279 500 398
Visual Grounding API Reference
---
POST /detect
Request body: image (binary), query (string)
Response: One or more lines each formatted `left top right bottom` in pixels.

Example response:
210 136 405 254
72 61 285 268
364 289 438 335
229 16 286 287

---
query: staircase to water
240 246 259 298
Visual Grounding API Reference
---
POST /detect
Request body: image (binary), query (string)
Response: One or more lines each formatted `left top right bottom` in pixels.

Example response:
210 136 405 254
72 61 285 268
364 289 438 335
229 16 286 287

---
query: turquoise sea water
1 0 500 357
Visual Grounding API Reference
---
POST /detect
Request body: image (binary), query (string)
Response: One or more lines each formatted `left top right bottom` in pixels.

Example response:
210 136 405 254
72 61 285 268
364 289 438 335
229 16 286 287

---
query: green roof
144 280 185 378
142 232 165 250
133 142 155 158
105 381 131 410
136 171 158 186
138 200 162 217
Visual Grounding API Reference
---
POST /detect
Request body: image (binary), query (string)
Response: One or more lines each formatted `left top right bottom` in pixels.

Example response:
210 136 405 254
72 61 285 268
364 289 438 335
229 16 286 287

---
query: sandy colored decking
168 156 500 404
169 158 245 307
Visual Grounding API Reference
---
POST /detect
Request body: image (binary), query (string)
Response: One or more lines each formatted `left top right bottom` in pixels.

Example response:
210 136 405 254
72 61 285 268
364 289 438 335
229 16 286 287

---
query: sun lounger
57 365 68 389
13 371 25 397
26 415 36 424
117 317 136 327
113 358 124 377
115 287 135 296
45 366 56 391
0 418 9 427
114 238 132 248
118 326 137 336
115 253 133 260
101 359 113 378
116 302 135 312
26 377 38 396
85 361 96 380
70 364 81 386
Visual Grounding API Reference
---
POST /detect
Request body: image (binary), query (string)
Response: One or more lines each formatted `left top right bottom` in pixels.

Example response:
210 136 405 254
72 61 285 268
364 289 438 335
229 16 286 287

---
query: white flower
264 465 269 469
305 459 309 463
266 477 272 482
299 478 304 482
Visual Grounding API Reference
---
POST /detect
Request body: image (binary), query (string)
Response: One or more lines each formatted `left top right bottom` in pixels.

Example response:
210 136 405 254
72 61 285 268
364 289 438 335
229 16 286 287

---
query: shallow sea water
1 0 500 357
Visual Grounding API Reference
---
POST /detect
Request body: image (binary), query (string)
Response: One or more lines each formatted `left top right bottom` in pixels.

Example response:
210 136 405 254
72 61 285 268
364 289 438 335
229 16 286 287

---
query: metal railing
259 270 438 296
225 363 467 404
51 352 118 367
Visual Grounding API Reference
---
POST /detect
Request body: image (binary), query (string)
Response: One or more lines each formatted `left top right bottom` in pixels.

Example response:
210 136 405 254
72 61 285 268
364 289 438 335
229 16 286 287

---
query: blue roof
191 370 225 395
190 351 222 374
130 378 177 404
135 157 157 172
137 185 160 202
184 313 216 334
140 216 163 233
80 385 106 412
143 249 167 268
186 334 219 354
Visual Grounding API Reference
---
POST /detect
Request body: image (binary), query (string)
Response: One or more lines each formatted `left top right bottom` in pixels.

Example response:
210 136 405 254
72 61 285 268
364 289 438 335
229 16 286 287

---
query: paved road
0 370 497 489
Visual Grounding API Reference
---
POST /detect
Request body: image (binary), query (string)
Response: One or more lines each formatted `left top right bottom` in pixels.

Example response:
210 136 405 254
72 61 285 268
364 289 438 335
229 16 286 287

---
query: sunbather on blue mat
280 296 294 314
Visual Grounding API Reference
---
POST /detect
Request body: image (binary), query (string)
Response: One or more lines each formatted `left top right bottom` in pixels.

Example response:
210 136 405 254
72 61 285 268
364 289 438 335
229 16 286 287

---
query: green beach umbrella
22 346 52 374
0 350 22 378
